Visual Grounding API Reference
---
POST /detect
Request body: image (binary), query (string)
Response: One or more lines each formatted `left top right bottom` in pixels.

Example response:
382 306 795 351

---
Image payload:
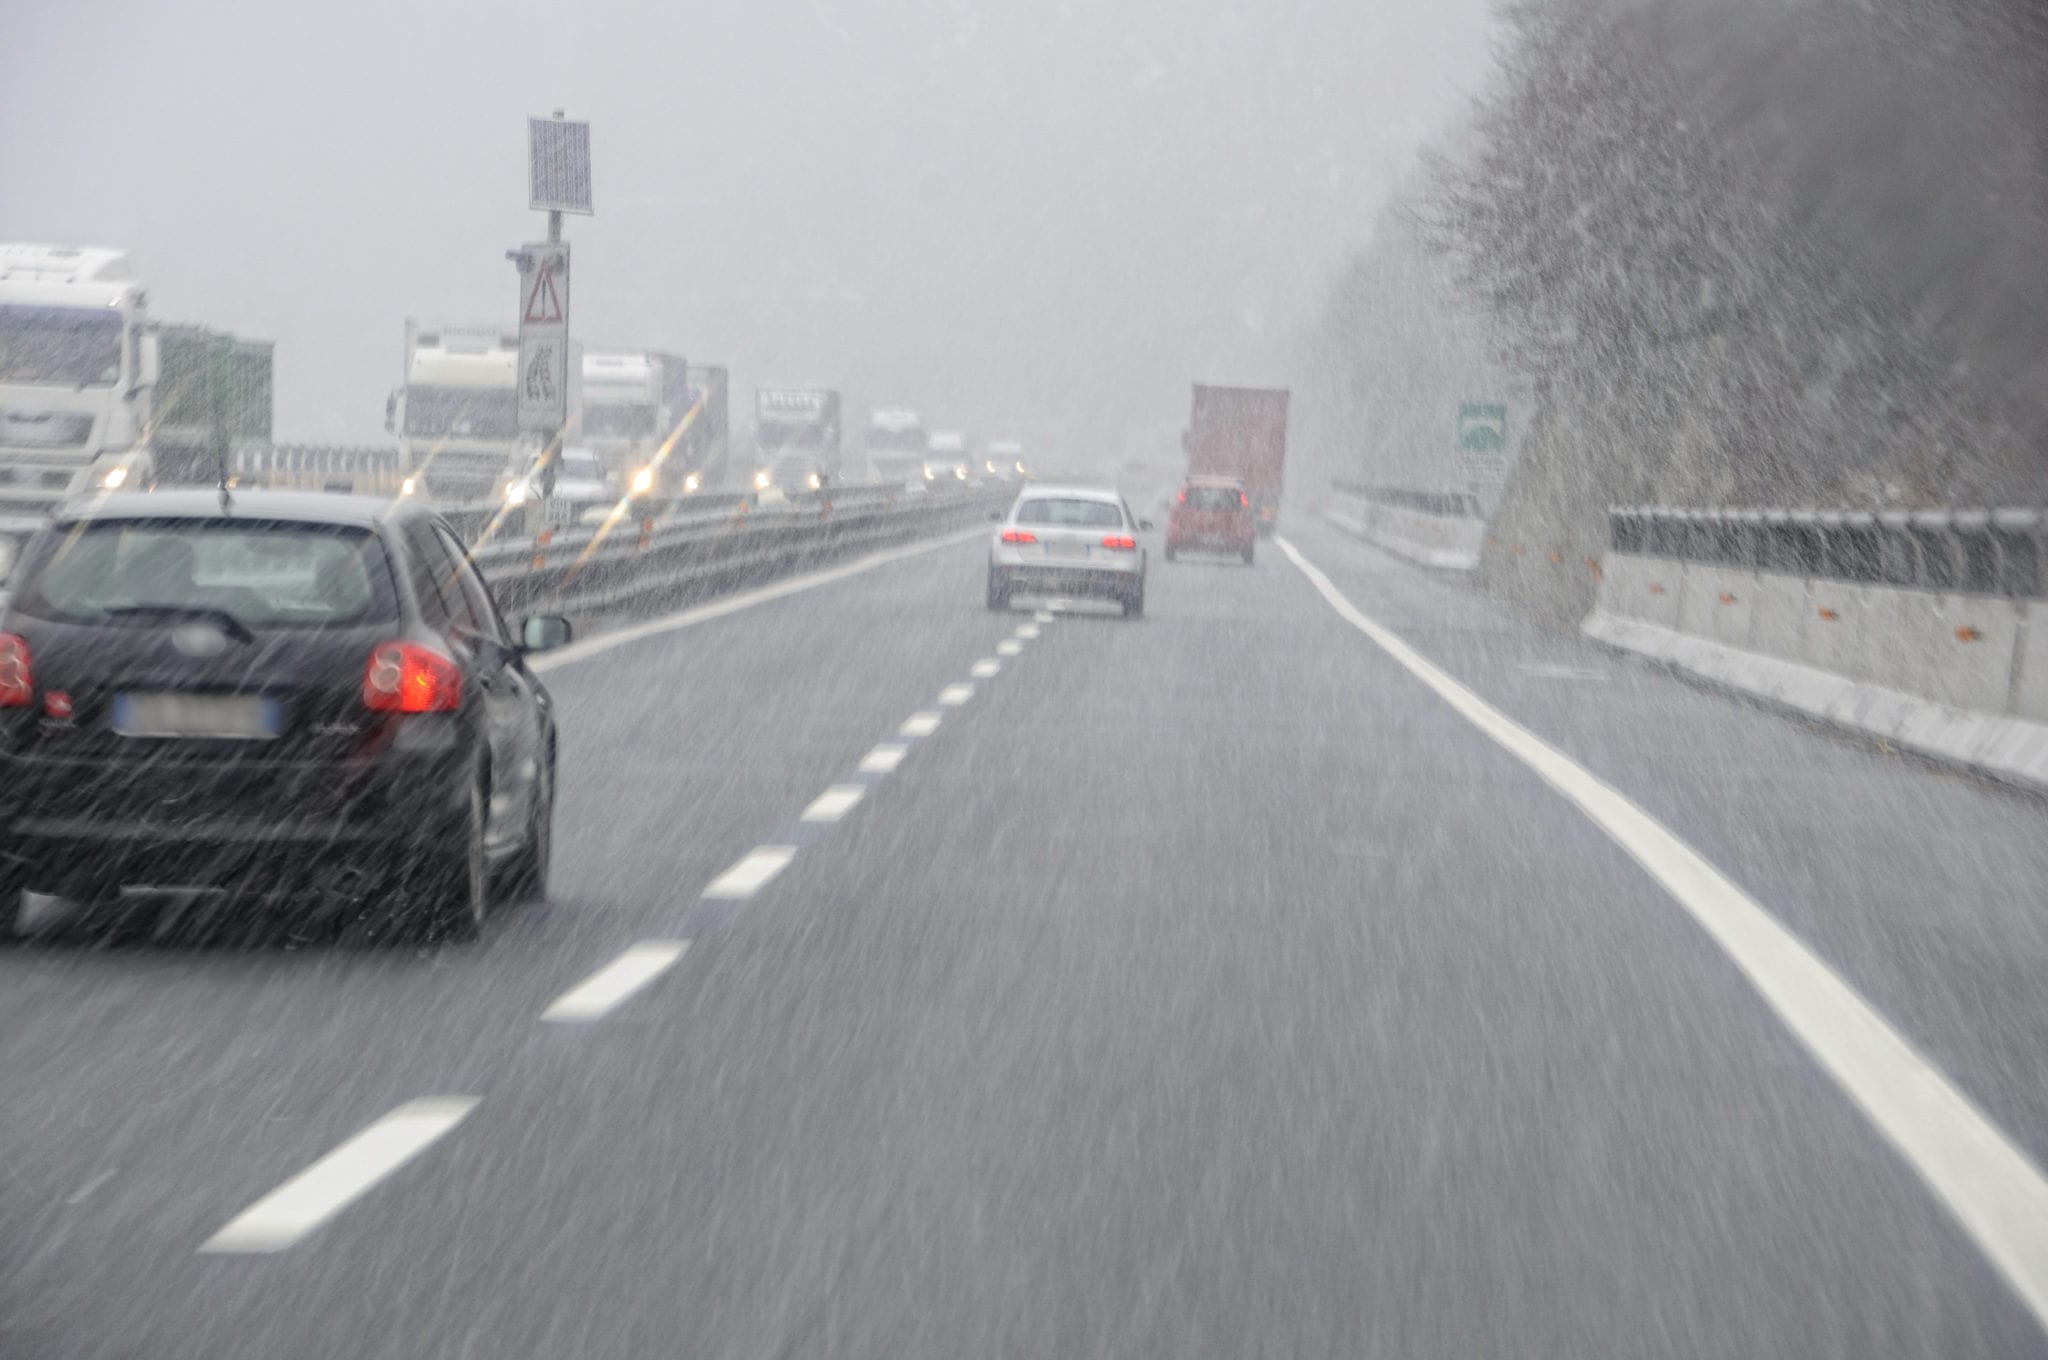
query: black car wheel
498 747 554 905
1123 581 1146 619
1164 545 1177 562
1242 544 1255 565
986 572 1011 612
414 773 488 943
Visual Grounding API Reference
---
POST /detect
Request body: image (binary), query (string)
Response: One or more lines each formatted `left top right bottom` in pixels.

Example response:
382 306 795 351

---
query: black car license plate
111 693 283 740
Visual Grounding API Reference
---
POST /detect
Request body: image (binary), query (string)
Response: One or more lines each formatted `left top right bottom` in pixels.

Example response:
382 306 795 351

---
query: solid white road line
801 784 868 823
938 684 974 706
1277 535 2048 1334
970 659 1001 678
701 846 798 900
1015 624 1041 639
899 712 943 738
996 639 1023 656
199 1099 478 1254
530 525 987 674
542 941 690 1022
859 743 909 774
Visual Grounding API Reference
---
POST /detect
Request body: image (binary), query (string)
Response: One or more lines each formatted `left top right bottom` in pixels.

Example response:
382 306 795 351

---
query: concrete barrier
1326 484 1484 572
1587 529 2048 796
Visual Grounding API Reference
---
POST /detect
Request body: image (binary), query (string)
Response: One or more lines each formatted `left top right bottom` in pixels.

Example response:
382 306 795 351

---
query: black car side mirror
988 509 1004 522
1138 519 1155 532
521 615 573 654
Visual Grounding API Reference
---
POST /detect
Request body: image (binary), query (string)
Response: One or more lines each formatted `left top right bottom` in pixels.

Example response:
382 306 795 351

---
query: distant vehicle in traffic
753 386 841 493
1183 384 1289 535
0 490 570 942
1165 476 1255 564
985 438 1027 479
507 446 620 522
925 429 970 484
987 485 1151 618
868 407 928 486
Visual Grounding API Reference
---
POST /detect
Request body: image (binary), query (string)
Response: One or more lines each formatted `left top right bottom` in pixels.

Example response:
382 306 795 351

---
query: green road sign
1457 403 1507 452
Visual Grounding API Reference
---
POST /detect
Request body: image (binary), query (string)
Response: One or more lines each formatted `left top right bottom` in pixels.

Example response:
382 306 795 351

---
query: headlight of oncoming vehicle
683 471 702 493
806 471 822 490
100 465 129 489
505 479 529 506
753 470 772 491
629 466 655 496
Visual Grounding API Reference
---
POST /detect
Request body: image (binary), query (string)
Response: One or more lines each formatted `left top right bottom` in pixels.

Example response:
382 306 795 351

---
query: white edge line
542 940 690 1022
198 1098 478 1254
701 845 798 900
1276 533 2048 1332
532 524 985 673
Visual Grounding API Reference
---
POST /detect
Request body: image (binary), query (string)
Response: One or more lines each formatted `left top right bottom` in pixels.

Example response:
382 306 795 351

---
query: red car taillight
0 634 31 708
1177 488 1187 504
362 642 462 713
1000 529 1037 544
1101 535 1138 551
1239 491 1250 508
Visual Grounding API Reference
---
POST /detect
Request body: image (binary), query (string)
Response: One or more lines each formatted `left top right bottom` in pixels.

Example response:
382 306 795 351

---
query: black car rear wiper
100 605 256 645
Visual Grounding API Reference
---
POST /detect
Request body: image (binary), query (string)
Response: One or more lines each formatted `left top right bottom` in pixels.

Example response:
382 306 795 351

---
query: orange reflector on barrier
1818 607 1838 621
1718 592 1737 606
1648 583 1666 595
1956 625 1982 643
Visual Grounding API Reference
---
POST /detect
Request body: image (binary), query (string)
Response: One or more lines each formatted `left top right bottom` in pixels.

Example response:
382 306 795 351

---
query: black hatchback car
0 491 569 941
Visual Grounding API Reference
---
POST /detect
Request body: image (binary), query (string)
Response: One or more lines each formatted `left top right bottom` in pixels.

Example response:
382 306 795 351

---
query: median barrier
1327 481 1485 572
1589 505 2048 795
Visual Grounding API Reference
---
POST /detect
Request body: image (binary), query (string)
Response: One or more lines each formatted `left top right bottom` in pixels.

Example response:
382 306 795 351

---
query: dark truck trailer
683 365 730 489
150 325 274 485
1185 384 1289 535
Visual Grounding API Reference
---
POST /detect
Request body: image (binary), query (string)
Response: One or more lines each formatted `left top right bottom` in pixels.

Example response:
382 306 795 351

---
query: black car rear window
1184 486 1244 511
10 519 398 629
1014 498 1124 528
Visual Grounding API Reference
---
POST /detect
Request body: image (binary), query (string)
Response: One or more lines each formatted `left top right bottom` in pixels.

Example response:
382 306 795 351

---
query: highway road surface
5 514 2048 1357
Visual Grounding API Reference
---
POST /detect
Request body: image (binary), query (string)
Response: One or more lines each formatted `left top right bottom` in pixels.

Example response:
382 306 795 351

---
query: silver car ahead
987 485 1151 617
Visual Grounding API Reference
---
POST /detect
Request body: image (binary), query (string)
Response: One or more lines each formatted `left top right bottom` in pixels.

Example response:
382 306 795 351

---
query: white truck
388 320 581 504
867 407 927 486
581 349 692 496
924 429 971 484
752 387 842 493
0 244 157 515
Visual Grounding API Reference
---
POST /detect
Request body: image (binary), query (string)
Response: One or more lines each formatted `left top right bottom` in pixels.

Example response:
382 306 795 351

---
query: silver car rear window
1015 498 1122 528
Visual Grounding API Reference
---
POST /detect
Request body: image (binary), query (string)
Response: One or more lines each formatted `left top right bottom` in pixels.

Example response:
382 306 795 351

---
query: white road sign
528 117 593 215
514 241 571 433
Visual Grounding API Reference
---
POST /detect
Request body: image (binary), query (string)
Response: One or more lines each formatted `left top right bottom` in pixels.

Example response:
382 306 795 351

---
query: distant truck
681 364 731 492
0 244 272 515
1185 384 1289 534
867 407 927 485
581 349 689 496
924 429 970 484
390 320 581 504
986 437 1026 479
752 386 841 492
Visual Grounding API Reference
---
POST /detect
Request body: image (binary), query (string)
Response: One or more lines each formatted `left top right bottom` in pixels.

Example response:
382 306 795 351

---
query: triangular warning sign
523 261 563 324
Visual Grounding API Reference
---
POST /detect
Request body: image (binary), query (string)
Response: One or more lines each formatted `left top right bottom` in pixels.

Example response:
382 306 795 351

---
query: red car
1165 477 1255 564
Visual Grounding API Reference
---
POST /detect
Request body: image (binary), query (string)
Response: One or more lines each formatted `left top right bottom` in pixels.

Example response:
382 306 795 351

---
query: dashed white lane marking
542 941 690 1022
969 659 1001 678
1278 535 2048 1334
1033 610 1055 623
938 684 974 706
996 639 1023 656
899 712 943 738
199 1098 478 1254
531 525 988 674
859 743 909 774
701 846 798 900
801 784 868 822
1014 624 1041 640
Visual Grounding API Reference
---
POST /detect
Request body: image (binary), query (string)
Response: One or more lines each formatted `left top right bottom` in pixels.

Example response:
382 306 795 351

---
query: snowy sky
1 0 1491 461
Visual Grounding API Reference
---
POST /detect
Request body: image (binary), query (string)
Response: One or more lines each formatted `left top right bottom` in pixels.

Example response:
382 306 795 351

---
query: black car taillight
362 642 462 713
0 633 31 707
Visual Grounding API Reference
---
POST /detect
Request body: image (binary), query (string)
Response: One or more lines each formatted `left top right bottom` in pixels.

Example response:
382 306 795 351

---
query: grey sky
2 0 1491 461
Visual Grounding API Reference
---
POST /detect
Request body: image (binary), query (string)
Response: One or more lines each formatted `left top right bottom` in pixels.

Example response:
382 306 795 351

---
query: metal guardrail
1610 506 2047 600
469 485 1008 615
1331 480 1483 520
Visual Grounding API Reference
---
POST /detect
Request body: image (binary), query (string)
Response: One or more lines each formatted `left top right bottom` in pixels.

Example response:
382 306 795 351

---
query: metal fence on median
1610 506 2047 600
1331 480 1483 520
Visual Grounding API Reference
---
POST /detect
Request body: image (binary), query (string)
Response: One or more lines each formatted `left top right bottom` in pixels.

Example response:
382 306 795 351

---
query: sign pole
517 108 591 530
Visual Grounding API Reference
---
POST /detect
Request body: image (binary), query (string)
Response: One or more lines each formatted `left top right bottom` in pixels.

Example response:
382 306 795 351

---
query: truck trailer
1185 384 1290 534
